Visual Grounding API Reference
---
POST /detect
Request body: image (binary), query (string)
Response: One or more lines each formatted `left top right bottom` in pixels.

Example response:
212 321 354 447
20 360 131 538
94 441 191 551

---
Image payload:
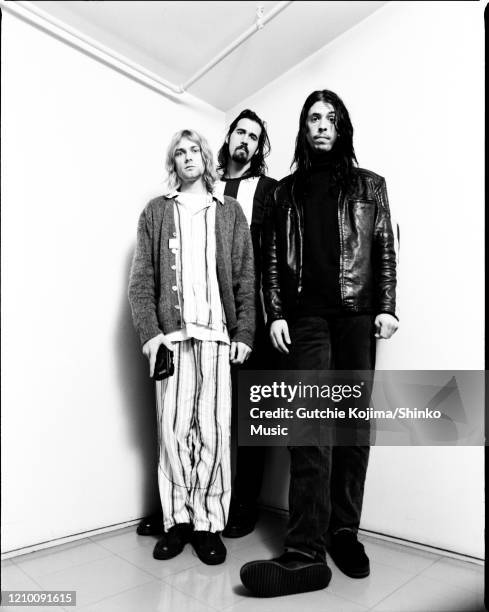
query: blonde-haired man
128 129 255 565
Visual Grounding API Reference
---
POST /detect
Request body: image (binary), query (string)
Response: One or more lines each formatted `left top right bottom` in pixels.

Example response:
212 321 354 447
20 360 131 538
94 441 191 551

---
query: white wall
227 1 484 557
1 12 224 553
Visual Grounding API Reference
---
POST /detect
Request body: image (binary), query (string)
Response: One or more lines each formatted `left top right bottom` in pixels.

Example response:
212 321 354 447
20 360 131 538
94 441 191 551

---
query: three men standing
129 89 399 597
240 89 398 597
128 129 255 565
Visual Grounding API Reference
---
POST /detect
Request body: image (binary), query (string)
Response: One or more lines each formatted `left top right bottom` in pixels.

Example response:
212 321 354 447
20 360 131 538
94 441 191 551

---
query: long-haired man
214 109 277 538
240 90 398 596
128 129 255 565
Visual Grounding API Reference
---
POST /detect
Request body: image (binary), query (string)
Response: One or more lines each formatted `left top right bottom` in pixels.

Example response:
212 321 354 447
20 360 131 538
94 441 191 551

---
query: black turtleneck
299 153 342 316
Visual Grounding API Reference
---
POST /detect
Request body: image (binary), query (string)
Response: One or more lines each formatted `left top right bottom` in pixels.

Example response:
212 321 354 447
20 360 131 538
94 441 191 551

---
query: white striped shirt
165 192 229 345
213 176 260 226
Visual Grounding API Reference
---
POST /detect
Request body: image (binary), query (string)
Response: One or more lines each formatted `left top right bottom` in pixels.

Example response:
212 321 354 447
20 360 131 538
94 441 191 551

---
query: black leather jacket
263 167 397 321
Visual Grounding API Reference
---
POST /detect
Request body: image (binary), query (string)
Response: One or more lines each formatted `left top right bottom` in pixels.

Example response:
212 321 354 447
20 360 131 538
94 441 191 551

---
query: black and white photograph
0 1 485 611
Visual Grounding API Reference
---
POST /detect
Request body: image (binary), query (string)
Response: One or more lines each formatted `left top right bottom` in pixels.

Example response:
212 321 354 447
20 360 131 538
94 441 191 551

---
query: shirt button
171 264 176 270
172 285 177 291
175 304 180 310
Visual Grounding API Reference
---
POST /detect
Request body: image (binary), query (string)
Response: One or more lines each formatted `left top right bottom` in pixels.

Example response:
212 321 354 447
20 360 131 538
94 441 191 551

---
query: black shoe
137 512 164 536
153 523 192 560
191 531 227 565
222 500 258 538
328 530 370 578
240 551 332 597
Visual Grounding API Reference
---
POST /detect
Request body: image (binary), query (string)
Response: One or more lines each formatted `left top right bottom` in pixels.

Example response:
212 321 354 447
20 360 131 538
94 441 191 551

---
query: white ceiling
27 0 388 111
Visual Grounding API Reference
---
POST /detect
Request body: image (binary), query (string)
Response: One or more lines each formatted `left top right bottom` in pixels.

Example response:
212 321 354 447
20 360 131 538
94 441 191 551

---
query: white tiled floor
1 512 485 611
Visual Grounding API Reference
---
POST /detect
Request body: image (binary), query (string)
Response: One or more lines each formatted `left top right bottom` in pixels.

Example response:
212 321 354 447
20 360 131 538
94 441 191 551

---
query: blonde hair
165 129 217 192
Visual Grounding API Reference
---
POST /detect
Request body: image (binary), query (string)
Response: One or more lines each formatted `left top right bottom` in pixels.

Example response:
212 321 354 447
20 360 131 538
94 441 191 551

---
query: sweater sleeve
127 206 162 346
231 203 256 348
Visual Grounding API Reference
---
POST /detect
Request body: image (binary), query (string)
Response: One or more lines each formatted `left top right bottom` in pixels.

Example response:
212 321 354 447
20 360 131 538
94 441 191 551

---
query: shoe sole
240 560 332 597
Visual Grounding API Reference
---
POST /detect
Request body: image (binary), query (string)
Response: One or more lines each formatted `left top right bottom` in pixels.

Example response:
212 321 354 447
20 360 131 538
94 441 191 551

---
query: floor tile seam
217 594 282 612
159 575 225 612
86 534 154 555
413 568 485 594
19 554 154 587
350 569 424 611
226 551 250 564
109 544 202 580
2 560 51 590
377 553 443 581
326 561 422 609
10 548 118 582
70 577 163 610
362 567 482 612
11 539 115 569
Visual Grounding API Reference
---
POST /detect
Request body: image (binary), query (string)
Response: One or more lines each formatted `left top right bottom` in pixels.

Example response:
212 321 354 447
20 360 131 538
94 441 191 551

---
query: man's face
305 101 338 153
173 137 205 185
227 118 262 165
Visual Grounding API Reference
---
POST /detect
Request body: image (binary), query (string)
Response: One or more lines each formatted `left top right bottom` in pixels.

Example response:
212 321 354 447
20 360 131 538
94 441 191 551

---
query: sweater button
172 285 177 291
171 264 176 270
172 232 177 237
174 304 180 310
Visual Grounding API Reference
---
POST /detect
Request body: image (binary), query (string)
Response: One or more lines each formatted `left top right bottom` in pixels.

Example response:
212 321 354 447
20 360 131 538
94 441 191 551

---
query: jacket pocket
347 199 375 234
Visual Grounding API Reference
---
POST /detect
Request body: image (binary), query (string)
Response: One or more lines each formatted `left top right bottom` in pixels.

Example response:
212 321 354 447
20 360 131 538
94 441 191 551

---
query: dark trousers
282 314 376 561
230 329 275 507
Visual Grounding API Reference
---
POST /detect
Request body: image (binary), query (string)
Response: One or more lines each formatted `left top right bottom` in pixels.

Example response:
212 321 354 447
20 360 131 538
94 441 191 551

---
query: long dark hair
217 109 271 177
291 90 357 189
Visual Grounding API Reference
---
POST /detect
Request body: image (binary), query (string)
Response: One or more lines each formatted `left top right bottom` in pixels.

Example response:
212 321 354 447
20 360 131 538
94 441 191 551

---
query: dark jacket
128 193 256 349
263 167 397 321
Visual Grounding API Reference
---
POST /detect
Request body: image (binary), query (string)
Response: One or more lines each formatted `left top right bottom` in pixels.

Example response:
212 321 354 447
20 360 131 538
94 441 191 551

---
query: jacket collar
164 189 224 205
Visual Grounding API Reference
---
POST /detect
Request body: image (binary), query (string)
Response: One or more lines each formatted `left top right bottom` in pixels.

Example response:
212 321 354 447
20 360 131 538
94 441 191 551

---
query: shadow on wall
114 247 161 521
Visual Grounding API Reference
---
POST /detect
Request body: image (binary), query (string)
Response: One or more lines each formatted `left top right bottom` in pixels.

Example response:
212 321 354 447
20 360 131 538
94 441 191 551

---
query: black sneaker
137 512 163 536
240 551 332 597
191 531 227 565
153 523 192 560
328 530 370 578
222 500 258 538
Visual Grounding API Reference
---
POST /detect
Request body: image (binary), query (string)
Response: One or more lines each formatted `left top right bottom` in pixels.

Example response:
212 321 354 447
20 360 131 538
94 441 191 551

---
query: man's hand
374 313 399 339
230 341 251 365
142 333 175 377
270 319 291 354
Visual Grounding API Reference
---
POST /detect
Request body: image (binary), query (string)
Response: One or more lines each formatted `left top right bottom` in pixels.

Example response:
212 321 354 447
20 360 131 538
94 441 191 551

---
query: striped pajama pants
155 338 232 532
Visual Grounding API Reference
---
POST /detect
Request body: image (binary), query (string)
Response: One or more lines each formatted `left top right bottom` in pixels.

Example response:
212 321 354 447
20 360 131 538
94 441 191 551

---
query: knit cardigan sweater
128 193 256 349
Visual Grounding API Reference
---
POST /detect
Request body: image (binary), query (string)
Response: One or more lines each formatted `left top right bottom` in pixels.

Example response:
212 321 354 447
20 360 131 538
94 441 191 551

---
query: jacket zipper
291 180 303 295
337 188 344 303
